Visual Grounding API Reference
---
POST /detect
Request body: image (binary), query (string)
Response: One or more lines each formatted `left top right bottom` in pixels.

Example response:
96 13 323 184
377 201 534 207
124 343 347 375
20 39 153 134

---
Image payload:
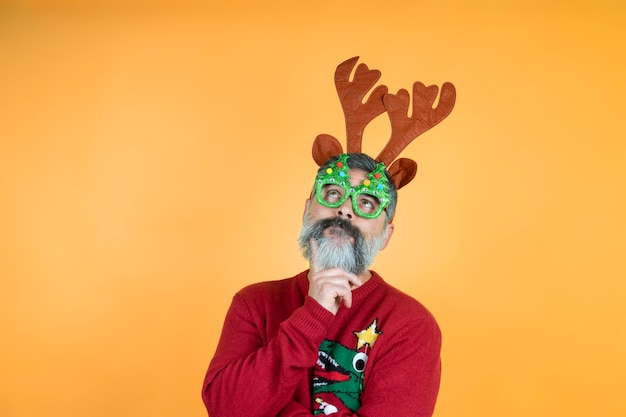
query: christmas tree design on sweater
313 319 383 415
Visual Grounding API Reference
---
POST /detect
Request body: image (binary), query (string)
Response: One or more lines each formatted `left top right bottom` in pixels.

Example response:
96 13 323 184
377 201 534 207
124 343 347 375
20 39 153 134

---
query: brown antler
376 81 456 166
336 57 388 153
313 58 456 188
312 57 388 165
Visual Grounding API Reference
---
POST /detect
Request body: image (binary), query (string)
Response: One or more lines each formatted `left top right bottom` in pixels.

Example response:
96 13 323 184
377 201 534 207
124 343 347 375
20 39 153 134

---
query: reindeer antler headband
312 56 456 190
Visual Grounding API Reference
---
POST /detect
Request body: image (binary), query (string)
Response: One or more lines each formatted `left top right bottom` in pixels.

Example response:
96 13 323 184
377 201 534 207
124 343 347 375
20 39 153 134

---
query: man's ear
380 223 395 251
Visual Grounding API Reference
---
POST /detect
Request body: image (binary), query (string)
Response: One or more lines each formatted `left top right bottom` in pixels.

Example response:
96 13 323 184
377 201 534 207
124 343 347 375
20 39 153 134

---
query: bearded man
202 153 442 417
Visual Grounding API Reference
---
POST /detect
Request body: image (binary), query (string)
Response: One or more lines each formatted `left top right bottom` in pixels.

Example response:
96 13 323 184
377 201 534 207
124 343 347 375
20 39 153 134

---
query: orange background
1 1 625 416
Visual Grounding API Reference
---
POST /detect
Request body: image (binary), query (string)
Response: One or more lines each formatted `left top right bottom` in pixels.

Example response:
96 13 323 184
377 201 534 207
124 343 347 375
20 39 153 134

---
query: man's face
298 168 394 276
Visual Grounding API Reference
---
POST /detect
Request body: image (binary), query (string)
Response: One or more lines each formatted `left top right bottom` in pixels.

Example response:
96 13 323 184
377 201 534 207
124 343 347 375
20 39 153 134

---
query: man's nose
337 197 353 219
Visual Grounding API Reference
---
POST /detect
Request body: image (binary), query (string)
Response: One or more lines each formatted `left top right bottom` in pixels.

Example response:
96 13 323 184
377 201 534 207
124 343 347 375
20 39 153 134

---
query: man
202 57 455 417
202 153 441 417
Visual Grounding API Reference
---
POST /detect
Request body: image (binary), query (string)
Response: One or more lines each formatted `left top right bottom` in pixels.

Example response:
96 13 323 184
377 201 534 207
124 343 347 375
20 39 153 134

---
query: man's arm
277 400 315 417
202 294 333 417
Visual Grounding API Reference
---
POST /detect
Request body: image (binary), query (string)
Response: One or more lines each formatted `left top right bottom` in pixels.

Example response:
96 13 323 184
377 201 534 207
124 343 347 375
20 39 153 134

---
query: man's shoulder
236 270 307 299
374 272 438 321
232 271 309 313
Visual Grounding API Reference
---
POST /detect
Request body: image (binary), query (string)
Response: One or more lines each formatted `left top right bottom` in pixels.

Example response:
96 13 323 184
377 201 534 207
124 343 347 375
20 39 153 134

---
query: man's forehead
345 168 369 186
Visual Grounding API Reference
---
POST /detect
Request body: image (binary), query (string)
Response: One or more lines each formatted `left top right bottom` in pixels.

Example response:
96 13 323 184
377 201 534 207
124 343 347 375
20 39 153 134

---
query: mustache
310 217 363 242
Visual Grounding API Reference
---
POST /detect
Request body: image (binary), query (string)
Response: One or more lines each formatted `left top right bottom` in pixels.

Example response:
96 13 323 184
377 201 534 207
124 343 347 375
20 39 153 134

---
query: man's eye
360 198 374 209
325 188 342 201
358 196 379 213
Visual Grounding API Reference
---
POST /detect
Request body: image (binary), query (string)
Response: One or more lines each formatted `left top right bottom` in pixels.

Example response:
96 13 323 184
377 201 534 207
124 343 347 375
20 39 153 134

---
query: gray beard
298 215 387 276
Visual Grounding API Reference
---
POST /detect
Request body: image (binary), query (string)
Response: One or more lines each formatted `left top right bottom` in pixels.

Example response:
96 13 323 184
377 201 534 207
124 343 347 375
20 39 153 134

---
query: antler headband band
312 56 456 189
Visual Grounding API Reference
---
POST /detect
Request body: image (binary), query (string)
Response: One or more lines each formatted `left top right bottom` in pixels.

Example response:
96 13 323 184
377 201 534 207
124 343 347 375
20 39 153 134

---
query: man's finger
348 273 362 288
341 293 353 309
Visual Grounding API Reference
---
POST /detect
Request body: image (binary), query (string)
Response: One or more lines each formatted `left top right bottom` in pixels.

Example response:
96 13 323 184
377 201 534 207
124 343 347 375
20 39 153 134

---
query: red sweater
202 270 441 417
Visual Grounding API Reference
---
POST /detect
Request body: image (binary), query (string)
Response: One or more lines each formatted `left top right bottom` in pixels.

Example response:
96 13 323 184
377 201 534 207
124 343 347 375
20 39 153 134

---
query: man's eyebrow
363 195 381 203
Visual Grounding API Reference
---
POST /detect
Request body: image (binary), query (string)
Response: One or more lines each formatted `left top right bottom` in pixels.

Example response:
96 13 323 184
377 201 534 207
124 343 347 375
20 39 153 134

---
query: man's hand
307 239 362 315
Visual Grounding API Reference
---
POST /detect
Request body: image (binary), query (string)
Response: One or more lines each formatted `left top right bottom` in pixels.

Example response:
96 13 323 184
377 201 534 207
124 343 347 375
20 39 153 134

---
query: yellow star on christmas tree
354 319 383 350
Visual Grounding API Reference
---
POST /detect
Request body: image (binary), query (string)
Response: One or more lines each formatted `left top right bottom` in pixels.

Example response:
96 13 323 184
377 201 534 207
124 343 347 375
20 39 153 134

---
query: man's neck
356 270 372 286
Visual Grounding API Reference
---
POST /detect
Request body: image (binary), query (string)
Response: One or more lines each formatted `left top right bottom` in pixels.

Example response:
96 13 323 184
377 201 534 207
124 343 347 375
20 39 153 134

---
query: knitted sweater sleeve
202 293 333 417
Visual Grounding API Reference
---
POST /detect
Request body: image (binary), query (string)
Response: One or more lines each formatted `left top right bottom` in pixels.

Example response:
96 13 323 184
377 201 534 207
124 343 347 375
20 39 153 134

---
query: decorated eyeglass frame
314 154 391 219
